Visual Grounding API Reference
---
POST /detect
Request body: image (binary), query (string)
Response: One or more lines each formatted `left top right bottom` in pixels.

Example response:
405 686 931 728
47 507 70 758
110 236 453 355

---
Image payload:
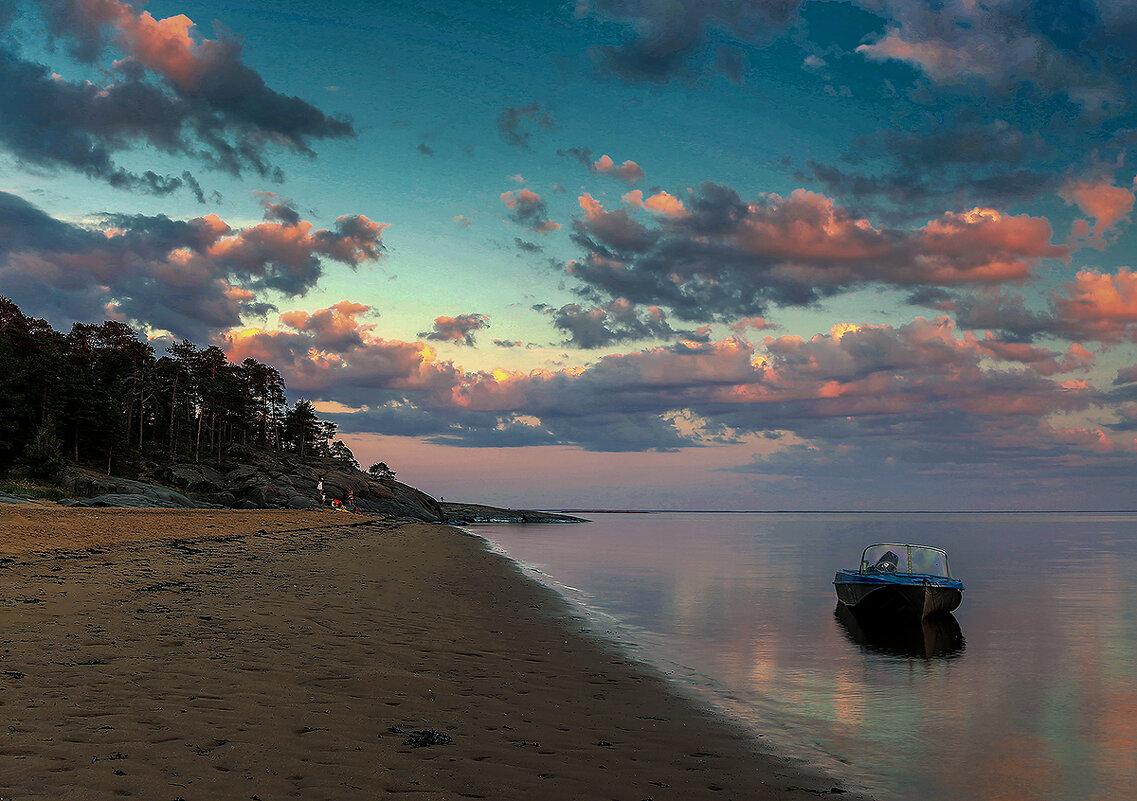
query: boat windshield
860 544 952 578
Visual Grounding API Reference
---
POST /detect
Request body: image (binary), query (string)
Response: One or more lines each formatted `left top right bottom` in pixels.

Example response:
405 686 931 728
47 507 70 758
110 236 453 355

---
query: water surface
476 512 1137 801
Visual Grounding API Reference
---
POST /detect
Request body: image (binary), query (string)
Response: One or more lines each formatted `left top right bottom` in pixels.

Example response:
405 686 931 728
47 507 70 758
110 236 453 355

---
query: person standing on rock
318 476 325 505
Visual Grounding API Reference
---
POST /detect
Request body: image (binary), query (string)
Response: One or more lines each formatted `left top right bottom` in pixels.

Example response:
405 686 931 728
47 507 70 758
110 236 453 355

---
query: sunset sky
4 0 1137 510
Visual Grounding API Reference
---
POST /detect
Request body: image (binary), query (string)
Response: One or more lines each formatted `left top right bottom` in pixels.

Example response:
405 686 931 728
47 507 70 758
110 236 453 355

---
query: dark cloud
557 146 593 167
805 118 1062 219
573 194 658 253
497 101 555 149
819 1 1137 219
952 292 1057 342
542 300 677 349
583 0 803 83
939 266 1137 346
0 190 384 341
1115 365 1137 386
0 2 353 192
906 287 957 310
564 183 1064 322
514 238 544 254
501 189 560 234
228 309 1113 457
0 44 195 193
419 313 490 346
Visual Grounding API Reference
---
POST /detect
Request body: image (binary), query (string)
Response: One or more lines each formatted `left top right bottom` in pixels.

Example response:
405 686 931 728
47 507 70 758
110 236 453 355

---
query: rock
131 449 447 521
64 492 213 509
52 448 573 525
58 468 211 508
151 464 225 494
439 502 586 524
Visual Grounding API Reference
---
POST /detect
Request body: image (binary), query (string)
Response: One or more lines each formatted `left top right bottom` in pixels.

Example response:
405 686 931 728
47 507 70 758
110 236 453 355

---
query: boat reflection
834 603 965 658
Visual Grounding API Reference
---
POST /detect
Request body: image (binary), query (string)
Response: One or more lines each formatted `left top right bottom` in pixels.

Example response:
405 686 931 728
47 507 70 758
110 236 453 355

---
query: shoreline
1 508 870 799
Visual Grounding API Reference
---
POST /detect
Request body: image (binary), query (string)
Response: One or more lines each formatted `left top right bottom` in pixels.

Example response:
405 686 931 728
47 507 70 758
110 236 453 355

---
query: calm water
474 512 1137 801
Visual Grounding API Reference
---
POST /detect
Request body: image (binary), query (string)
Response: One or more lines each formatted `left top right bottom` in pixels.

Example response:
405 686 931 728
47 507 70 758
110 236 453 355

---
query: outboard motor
873 551 900 572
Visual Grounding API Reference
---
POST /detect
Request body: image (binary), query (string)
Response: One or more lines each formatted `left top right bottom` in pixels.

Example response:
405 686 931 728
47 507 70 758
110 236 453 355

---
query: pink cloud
729 317 776 337
36 0 353 179
968 335 1095 376
592 154 645 184
501 188 560 234
570 185 1067 326
623 189 687 218
1052 268 1137 343
223 321 454 401
419 313 491 346
0 191 383 341
576 194 655 252
857 29 992 84
279 301 376 350
1061 178 1135 248
217 301 1118 467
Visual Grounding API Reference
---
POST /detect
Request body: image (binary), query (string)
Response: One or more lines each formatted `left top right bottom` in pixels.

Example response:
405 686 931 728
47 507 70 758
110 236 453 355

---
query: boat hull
834 603 965 658
833 570 963 622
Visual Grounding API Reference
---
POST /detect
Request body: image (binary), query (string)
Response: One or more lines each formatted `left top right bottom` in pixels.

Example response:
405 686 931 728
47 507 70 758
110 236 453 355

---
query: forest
0 296 353 479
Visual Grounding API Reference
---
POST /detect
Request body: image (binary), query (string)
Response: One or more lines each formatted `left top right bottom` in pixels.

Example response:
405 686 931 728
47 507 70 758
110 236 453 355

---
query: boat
833 543 964 622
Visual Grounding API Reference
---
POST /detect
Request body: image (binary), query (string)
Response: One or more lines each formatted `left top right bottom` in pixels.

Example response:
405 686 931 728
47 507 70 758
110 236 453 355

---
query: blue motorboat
833 543 964 621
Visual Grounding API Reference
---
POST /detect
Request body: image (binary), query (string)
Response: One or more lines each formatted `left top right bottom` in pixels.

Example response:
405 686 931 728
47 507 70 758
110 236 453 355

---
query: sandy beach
0 507 866 800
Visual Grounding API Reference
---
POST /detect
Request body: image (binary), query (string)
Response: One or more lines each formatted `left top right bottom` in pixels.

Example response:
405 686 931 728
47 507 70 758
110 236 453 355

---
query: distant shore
0 507 868 800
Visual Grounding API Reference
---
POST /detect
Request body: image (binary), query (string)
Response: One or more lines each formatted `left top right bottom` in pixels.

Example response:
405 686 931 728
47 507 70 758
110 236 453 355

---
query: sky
3 0 1137 510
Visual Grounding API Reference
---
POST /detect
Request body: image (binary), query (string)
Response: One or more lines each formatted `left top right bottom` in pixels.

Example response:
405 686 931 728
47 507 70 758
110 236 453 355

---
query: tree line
0 296 354 478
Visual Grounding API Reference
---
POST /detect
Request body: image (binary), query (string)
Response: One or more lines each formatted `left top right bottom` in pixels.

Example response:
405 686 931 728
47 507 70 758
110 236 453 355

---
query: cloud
729 317 776 337
623 189 688 218
541 300 676 348
501 188 560 234
951 269 1137 345
574 193 657 252
557 146 593 167
581 0 803 83
1116 365 1137 386
592 154 645 184
0 190 384 341
279 301 376 351
223 303 1114 460
1061 177 1135 248
0 1 353 190
1050 269 1137 344
514 238 544 254
565 183 1066 322
497 101 555 149
419 313 490 346
853 2 1106 97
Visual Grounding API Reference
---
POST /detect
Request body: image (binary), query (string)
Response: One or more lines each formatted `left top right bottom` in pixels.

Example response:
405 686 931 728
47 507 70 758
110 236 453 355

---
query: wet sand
0 507 867 800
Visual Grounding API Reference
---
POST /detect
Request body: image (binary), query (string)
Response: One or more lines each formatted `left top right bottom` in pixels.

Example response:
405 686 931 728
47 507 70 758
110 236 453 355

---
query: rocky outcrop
440 502 586 524
58 468 210 509
141 450 444 521
52 450 575 525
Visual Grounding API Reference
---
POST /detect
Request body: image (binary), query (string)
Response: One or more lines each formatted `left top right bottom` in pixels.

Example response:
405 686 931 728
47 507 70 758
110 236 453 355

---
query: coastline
0 508 869 800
